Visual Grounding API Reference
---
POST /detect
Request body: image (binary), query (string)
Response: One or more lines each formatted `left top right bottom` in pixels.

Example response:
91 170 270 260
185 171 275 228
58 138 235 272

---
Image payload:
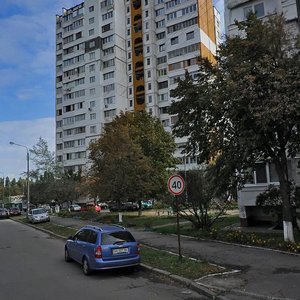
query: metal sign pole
168 174 185 261
176 195 182 260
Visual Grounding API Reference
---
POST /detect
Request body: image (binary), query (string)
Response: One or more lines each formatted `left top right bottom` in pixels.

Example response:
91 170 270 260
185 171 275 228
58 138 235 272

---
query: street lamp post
0 172 4 205
9 142 30 216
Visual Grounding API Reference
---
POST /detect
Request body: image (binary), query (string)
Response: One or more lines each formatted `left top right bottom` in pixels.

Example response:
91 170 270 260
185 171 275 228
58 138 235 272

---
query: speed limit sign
168 174 185 196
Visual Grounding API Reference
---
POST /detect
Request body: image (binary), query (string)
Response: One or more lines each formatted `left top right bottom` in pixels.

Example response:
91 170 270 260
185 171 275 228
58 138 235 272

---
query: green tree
29 138 81 205
170 14 300 242
88 111 176 218
173 168 231 230
30 137 56 178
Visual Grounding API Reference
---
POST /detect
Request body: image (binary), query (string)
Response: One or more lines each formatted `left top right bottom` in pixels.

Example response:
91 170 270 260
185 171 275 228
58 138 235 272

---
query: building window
162 119 170 127
156 8 164 16
186 31 194 40
156 31 166 40
159 44 165 52
89 29 94 36
171 37 179 45
90 126 96 133
103 58 115 68
89 64 95 72
89 17 94 24
90 76 95 83
103 71 114 80
104 109 116 118
244 3 264 19
156 19 165 28
76 32 82 39
102 35 114 44
269 163 279 182
90 113 96 120
254 163 267 183
89 52 95 60
102 23 111 33
89 6 94 12
90 88 95 95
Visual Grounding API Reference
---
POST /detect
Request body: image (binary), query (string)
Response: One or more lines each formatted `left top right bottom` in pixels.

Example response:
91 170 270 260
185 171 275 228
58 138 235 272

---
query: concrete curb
140 263 222 299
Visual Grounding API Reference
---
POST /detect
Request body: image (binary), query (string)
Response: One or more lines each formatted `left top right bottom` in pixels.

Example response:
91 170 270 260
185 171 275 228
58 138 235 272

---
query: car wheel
65 248 72 262
82 257 91 275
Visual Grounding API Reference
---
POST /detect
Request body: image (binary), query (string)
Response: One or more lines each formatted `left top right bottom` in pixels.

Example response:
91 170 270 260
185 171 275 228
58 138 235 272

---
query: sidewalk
50 215 300 300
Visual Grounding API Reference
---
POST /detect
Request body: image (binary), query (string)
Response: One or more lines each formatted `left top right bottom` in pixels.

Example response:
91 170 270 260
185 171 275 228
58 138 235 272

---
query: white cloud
0 0 83 94
0 118 55 179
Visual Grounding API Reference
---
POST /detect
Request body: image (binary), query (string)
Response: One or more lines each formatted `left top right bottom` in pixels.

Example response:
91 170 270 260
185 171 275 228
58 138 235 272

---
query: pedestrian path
50 215 300 300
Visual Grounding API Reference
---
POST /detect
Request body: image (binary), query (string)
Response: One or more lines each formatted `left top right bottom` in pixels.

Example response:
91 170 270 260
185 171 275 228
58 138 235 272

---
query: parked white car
28 208 50 224
70 204 81 212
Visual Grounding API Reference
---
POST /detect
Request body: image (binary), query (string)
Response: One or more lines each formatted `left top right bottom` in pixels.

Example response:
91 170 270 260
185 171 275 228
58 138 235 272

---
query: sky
0 0 224 180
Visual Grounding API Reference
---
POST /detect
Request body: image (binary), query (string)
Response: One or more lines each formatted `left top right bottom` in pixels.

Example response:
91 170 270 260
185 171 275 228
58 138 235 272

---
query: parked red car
9 207 21 216
80 203 101 213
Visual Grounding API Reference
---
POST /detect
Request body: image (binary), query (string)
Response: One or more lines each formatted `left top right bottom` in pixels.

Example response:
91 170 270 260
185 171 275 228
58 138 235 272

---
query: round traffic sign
168 174 185 196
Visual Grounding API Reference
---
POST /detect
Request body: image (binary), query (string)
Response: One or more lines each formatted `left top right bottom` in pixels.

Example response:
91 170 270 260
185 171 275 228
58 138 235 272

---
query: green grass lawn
58 210 177 228
141 246 224 280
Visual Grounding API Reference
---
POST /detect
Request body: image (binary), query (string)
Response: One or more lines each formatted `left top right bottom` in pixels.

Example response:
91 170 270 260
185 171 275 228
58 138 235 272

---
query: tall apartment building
55 0 219 172
225 0 300 36
224 0 300 226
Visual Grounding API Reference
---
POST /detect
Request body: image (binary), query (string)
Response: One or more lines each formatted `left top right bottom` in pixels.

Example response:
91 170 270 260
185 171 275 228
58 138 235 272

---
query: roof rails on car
84 225 103 231
111 224 126 230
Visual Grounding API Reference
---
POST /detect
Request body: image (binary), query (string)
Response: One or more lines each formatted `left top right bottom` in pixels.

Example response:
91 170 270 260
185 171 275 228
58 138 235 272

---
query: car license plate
113 248 129 255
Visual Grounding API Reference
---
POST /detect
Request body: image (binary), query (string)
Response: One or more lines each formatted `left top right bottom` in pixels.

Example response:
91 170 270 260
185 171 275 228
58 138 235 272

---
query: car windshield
32 209 46 215
101 231 135 245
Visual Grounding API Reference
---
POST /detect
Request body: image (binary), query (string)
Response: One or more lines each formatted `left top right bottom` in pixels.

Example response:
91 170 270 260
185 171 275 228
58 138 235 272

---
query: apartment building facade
224 0 300 226
55 0 219 173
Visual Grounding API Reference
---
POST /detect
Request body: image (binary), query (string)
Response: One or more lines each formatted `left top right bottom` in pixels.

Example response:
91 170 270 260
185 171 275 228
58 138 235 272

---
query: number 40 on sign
168 174 185 196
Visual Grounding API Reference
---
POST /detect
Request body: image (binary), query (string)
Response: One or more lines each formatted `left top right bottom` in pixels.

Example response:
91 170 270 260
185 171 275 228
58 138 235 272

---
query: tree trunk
275 156 295 242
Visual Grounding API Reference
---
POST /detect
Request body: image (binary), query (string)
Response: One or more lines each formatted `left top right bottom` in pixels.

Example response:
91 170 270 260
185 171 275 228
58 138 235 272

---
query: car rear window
101 231 136 245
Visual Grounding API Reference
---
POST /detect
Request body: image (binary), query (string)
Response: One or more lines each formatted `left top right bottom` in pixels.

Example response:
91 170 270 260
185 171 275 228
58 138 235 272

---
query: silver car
0 208 10 219
28 208 50 224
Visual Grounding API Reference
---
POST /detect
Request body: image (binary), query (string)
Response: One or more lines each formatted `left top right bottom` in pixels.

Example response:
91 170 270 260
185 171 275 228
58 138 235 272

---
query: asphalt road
0 219 208 300
50 215 300 300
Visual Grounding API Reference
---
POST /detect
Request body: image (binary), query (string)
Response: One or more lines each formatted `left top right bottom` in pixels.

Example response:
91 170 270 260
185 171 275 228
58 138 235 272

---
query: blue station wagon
64 224 141 275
